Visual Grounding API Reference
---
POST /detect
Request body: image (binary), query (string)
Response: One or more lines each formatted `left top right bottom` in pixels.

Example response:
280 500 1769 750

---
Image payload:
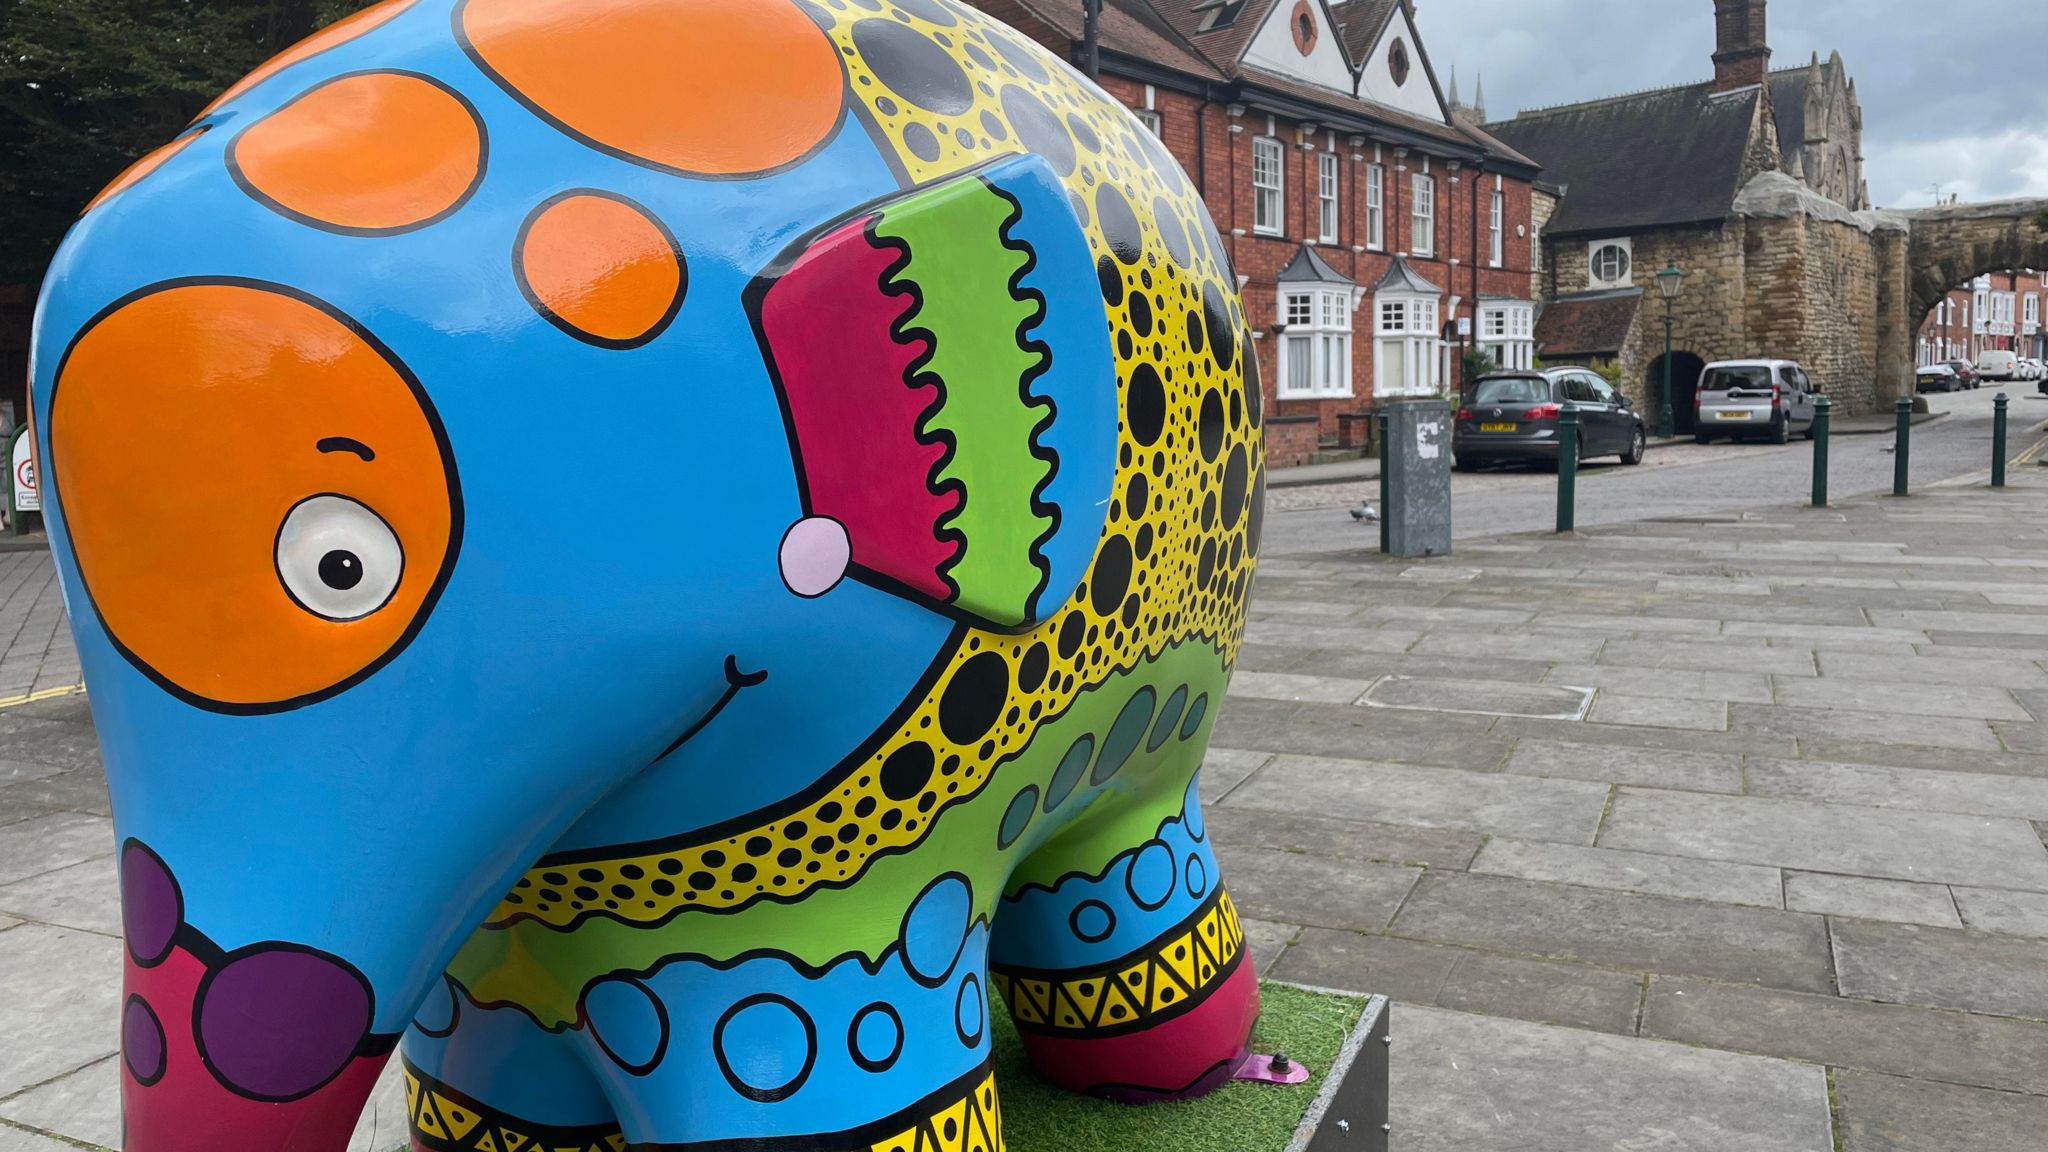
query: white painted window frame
1488 180 1505 267
1364 163 1385 250
1253 136 1284 236
1317 153 1340 244
1277 287 1353 399
1410 172 1435 257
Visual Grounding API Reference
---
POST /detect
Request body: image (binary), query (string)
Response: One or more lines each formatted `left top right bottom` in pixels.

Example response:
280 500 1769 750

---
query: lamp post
1655 259 1685 440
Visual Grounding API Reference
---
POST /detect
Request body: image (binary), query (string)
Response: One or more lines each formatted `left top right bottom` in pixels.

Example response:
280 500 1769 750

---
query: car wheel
1770 416 1790 445
1455 457 1481 473
1622 426 1646 466
1694 432 1712 445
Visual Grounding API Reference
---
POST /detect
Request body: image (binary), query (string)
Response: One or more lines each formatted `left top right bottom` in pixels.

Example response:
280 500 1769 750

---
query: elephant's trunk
116 840 396 1152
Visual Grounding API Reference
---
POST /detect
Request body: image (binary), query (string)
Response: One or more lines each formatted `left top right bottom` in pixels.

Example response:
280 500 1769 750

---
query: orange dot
516 193 685 347
201 0 419 117
49 282 457 710
459 0 844 177
229 71 485 234
82 127 209 215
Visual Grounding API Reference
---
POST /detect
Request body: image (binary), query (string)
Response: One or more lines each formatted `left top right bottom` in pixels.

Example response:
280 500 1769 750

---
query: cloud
1416 0 2048 209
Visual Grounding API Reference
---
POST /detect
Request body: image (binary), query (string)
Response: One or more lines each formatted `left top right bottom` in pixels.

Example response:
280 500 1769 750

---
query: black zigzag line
873 201 967 607
983 176 1062 626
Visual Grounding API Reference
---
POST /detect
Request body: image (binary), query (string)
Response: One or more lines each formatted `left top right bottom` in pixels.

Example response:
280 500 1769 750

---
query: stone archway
1644 351 1707 434
1877 199 2048 402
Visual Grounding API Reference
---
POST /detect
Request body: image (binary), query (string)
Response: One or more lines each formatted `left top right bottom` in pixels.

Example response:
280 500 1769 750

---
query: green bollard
1994 392 2009 489
1557 403 1578 533
1376 408 1390 554
1811 396 1830 507
1893 396 1912 497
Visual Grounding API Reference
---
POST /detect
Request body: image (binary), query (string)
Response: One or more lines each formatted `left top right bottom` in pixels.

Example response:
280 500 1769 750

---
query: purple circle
123 997 166 1084
195 946 371 1100
121 843 181 965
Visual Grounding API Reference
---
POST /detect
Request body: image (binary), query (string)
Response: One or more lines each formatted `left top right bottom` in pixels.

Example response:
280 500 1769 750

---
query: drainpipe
1082 0 1100 80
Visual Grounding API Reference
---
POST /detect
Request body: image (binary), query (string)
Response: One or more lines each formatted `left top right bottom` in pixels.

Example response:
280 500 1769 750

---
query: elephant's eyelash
316 437 376 461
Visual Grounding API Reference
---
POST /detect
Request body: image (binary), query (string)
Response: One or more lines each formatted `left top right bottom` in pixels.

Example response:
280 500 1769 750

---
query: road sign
9 428 38 514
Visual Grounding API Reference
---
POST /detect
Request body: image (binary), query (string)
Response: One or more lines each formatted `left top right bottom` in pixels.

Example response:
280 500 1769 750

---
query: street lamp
1656 259 1686 439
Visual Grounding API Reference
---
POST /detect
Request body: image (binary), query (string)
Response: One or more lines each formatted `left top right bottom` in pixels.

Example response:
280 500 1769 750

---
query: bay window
1278 288 1353 399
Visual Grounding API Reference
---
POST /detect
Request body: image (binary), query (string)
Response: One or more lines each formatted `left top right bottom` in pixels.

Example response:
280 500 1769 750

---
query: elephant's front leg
561 874 1002 1151
991 776 1258 1102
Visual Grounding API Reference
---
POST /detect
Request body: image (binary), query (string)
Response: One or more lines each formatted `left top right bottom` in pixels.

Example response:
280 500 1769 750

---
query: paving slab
1832 917 2048 1018
1428 948 1644 1035
1270 929 1458 1006
1203 805 1484 870
0 813 112 887
1279 648 1559 686
1641 975 2048 1096
1598 638 1819 676
0 771 111 820
1503 737 1742 792
1222 754 1609 844
1834 1069 2048 1152
0 855 119 936
1209 699 1514 772
1195 747 1270 803
0 924 120 1096
1951 886 2048 938
1746 756 2048 819
0 1126 92 1152
1794 736 2048 780
1357 676 1593 720
1781 871 1962 928
1225 671 1373 704
1541 662 1773 703
0 1057 119 1149
1391 1006 1832 1152
1586 693 1729 731
0 717 101 776
1731 703 2004 751
1390 872 1833 993
1818 650 2048 687
1600 787 2048 891
1237 916 1297 977
1210 845 1420 932
1472 838 1783 907
1769 677 2030 721
1407 629 1605 662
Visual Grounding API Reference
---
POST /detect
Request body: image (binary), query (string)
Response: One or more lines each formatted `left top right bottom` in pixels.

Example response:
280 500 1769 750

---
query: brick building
1917 270 2046 366
966 0 1543 465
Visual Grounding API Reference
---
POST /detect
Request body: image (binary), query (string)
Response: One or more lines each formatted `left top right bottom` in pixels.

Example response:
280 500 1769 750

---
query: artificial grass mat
995 983 1368 1152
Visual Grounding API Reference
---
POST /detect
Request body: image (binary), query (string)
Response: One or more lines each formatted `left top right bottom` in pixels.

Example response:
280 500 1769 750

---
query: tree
0 1 365 285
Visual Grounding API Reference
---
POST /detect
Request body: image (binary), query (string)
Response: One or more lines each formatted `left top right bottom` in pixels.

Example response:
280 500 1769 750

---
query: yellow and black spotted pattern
488 0 1261 930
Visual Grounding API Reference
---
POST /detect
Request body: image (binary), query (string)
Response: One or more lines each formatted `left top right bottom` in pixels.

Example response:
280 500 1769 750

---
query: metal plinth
1285 993 1391 1152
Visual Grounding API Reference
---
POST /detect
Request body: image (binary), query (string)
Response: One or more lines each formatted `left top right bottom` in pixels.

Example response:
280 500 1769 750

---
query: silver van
1694 359 1820 444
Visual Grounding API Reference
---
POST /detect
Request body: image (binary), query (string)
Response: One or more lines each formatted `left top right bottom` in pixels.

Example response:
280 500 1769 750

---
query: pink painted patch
1017 958 1260 1101
780 516 850 597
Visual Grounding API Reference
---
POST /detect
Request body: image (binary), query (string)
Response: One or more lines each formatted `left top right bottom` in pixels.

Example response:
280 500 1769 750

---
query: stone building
1484 0 1903 428
966 0 1544 465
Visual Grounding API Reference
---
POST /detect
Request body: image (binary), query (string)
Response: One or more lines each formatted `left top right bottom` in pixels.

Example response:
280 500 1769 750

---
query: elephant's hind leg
991 776 1257 1102
399 978 621 1152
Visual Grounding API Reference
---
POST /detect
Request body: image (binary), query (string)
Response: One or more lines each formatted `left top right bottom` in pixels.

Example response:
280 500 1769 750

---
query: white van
1977 350 2019 381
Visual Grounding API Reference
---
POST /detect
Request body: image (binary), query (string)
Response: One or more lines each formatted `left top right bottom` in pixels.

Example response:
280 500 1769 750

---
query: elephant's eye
276 496 404 621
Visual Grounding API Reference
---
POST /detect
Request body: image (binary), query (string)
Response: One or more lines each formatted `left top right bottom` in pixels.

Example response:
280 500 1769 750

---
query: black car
1454 368 1647 471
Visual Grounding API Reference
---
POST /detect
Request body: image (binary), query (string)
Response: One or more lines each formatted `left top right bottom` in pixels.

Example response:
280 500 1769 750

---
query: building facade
1917 270 2047 365
1486 0 1902 427
967 0 1543 465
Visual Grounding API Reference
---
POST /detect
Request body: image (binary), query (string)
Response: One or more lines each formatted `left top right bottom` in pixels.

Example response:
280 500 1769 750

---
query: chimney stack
1711 0 1770 93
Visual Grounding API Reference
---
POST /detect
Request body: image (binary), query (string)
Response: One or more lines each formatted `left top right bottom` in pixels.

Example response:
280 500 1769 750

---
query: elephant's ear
750 153 1116 632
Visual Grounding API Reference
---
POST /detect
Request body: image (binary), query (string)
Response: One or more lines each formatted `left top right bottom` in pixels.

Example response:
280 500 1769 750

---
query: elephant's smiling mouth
653 655 767 763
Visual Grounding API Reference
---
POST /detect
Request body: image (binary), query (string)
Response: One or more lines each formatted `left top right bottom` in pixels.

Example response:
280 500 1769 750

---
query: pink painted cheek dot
780 517 851 598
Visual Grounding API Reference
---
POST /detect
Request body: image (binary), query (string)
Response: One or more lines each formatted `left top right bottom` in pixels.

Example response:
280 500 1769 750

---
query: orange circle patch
229 71 485 234
49 282 459 711
82 127 210 215
516 192 685 347
459 0 844 177
201 0 419 118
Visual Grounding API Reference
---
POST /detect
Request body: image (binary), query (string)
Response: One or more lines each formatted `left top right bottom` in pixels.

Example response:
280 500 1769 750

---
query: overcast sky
1414 0 2048 208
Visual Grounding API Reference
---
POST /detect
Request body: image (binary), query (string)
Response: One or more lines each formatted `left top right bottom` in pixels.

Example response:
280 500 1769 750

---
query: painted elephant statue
31 0 1266 1148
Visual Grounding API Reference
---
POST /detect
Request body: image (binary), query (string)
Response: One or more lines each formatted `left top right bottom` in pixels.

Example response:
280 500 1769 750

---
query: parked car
2020 358 2046 381
1693 359 1821 444
1916 364 1962 393
1453 368 1647 471
1942 359 1982 389
1977 349 2019 382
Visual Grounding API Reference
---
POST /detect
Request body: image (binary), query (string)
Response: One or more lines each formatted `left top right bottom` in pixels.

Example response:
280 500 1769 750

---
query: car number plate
1479 423 1517 433
1715 411 1752 421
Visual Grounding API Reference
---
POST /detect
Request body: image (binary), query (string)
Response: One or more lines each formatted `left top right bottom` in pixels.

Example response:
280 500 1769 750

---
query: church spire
1473 72 1487 121
1447 64 1461 110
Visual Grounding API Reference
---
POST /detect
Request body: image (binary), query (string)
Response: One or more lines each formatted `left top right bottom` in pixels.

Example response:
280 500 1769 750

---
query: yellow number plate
1479 423 1517 433
1715 411 1752 420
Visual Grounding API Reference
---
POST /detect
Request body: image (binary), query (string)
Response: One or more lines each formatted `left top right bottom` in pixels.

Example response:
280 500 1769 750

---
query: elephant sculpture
30 0 1267 1148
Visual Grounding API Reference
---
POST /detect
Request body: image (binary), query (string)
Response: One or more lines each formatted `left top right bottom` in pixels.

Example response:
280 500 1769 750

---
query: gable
1353 3 1445 123
1240 0 1356 95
